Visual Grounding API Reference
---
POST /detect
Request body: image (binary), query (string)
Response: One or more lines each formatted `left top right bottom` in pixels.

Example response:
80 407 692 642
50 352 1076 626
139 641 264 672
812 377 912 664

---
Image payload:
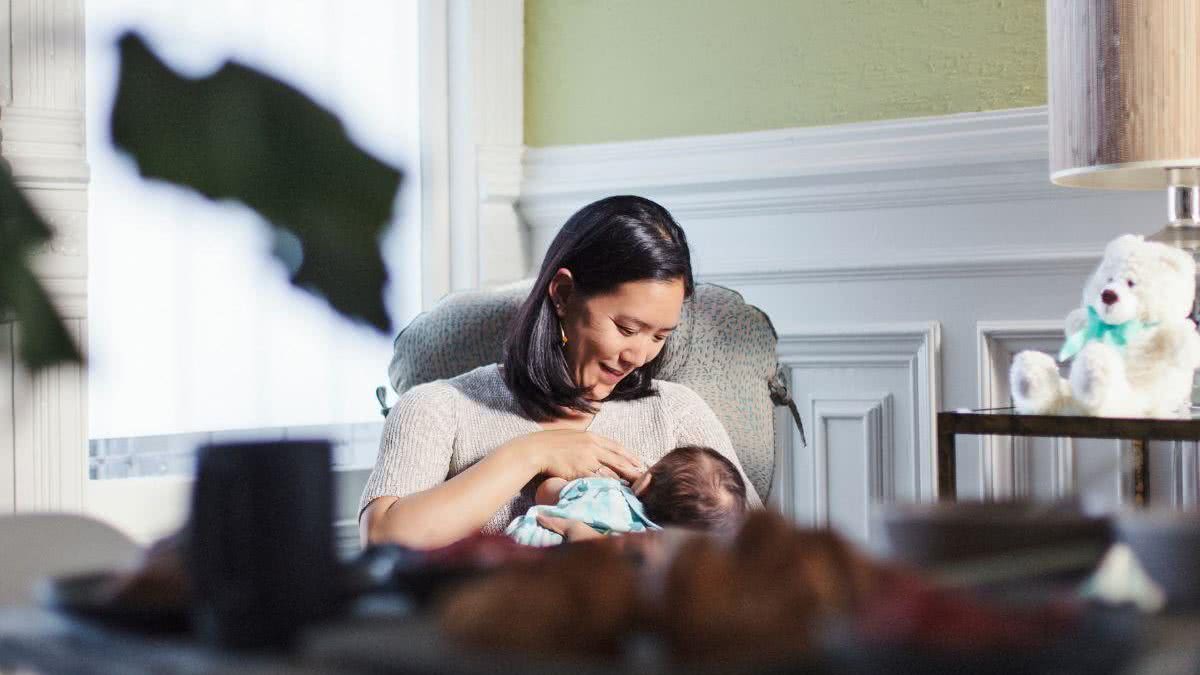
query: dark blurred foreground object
436 511 1107 670
1118 510 1200 611
877 501 1114 585
347 534 547 607
110 32 402 333
189 440 338 650
40 532 191 632
0 162 83 372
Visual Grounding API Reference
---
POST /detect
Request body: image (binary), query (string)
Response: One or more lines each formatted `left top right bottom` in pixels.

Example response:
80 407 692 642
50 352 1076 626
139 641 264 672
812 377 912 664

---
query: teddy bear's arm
1185 323 1200 370
1140 319 1200 369
1064 308 1088 337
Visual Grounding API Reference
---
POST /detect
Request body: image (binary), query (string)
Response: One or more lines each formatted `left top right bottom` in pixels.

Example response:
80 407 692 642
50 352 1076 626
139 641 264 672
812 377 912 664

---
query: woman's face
551 272 685 402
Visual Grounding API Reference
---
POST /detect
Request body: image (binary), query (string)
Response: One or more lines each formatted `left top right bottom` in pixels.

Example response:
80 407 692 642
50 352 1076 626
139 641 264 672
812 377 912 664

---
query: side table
936 410 1200 504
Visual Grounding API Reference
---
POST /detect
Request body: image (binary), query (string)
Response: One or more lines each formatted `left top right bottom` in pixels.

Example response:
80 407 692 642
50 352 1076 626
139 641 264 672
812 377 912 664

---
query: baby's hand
536 514 604 542
534 477 569 505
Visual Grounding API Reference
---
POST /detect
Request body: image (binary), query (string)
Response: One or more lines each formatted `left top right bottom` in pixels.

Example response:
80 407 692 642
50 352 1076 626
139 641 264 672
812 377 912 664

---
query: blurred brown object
101 530 191 611
436 512 880 663
659 510 879 663
435 511 1080 665
438 538 640 657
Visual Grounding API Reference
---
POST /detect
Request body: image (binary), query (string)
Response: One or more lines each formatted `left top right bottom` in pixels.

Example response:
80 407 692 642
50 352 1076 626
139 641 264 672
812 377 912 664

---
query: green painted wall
525 0 1046 147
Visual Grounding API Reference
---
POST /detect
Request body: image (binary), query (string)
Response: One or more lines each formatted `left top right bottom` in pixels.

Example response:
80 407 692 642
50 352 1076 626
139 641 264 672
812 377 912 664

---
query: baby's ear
632 472 652 497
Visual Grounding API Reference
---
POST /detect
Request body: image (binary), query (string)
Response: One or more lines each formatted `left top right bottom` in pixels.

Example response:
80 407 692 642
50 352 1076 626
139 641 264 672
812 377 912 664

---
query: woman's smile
597 362 626 384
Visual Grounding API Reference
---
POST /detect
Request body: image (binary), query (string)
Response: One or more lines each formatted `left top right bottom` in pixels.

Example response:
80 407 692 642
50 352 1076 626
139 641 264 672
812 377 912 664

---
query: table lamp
1048 0 1200 319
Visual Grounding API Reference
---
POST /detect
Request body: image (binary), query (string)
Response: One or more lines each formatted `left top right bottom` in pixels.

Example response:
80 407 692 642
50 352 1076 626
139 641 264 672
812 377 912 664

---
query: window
86 0 421 476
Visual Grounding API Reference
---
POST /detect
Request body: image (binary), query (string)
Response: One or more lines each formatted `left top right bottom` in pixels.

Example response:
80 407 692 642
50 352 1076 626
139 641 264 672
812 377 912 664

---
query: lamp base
1147 182 1200 404
1147 183 1200 320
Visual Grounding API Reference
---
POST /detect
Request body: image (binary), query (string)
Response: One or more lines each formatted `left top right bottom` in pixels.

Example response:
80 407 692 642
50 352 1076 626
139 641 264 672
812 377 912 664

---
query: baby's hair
640 445 747 533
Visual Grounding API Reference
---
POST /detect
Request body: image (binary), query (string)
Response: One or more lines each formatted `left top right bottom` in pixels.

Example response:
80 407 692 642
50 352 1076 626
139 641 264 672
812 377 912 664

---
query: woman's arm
361 440 542 549
359 380 644 549
363 431 642 548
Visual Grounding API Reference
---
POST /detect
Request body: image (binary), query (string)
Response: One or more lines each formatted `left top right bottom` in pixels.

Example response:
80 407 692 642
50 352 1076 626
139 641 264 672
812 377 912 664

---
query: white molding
469 0 524 288
0 117 88 186
0 322 13 512
519 106 1099 232
769 402 796 518
418 0 452 308
810 395 893 537
976 321 1074 500
1 0 88 515
776 322 941 512
419 0 525 307
11 318 87 511
1171 442 1200 508
699 244 1100 287
0 0 11 106
1 0 86 184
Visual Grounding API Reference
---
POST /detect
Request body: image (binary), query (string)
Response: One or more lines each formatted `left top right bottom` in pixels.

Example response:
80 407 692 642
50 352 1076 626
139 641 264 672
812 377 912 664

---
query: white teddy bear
1010 234 1200 418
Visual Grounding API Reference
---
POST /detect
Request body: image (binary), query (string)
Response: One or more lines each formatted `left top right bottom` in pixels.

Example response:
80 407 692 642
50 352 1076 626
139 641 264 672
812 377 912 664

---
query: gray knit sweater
359 363 762 535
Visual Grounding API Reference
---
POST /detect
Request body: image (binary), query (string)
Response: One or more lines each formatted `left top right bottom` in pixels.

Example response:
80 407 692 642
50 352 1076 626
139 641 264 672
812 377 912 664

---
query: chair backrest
388 281 795 503
0 513 141 606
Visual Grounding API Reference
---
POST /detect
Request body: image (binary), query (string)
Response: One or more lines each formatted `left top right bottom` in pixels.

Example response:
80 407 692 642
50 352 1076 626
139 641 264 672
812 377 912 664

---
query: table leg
937 429 957 501
1134 438 1148 507
1128 437 1147 504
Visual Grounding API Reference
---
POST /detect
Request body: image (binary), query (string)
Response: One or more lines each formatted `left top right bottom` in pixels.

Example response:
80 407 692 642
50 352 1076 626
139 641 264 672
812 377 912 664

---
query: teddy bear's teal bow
1058 306 1157 362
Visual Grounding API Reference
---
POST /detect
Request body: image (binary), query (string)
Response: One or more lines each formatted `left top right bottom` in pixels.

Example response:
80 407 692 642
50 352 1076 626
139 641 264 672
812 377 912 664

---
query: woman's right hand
509 430 644 482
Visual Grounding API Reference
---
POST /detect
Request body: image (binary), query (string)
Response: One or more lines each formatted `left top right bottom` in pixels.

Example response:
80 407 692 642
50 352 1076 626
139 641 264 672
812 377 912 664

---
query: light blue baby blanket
505 476 662 547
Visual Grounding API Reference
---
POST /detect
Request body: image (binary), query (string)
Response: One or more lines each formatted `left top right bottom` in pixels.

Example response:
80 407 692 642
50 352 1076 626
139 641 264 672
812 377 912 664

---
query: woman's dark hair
640 445 747 533
503 195 694 421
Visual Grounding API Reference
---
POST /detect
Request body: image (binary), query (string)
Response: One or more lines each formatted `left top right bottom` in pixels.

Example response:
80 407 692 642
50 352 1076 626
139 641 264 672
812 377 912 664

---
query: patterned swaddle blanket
506 476 662 547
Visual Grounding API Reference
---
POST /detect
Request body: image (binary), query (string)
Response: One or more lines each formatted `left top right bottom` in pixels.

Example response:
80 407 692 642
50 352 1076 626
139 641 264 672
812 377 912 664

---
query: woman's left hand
536 514 604 542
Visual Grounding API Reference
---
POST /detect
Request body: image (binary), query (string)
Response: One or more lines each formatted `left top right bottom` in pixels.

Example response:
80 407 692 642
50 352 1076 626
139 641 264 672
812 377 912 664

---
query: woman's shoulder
395 364 506 407
650 379 708 409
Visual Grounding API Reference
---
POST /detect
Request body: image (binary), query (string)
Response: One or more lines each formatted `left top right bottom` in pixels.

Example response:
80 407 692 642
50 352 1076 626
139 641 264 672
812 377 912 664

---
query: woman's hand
536 514 605 542
509 430 645 482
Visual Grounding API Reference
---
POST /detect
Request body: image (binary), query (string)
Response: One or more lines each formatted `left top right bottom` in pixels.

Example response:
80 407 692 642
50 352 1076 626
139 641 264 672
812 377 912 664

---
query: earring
554 302 568 347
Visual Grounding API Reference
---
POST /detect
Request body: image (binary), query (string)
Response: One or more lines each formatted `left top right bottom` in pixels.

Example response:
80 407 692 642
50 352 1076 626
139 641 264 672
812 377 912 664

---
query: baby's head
634 445 747 533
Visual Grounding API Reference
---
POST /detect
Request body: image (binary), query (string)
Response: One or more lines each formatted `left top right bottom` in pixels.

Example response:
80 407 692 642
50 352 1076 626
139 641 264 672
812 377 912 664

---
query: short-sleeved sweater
359 363 762 535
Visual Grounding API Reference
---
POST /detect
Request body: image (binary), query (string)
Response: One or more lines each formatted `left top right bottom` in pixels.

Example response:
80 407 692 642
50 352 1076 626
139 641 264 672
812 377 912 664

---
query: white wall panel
976 321 1124 511
810 396 893 543
775 325 938 546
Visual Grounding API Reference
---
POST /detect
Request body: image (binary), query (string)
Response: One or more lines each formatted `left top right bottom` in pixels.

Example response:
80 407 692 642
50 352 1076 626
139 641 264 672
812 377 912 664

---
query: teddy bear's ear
1104 234 1145 259
1157 244 1197 276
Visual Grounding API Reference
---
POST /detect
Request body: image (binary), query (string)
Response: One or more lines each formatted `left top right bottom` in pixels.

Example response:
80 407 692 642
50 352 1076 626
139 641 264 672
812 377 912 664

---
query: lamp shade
1049 0 1200 189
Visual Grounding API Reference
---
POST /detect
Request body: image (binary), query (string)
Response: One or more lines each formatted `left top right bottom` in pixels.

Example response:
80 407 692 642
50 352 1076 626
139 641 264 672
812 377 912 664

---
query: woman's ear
632 472 652 497
547 268 575 317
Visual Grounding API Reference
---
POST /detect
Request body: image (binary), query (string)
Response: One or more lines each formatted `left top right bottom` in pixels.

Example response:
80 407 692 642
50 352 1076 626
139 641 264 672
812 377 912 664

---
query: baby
506 445 748 546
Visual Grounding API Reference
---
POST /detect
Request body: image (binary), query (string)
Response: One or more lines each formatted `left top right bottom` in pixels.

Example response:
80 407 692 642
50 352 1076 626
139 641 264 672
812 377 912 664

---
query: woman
359 196 761 548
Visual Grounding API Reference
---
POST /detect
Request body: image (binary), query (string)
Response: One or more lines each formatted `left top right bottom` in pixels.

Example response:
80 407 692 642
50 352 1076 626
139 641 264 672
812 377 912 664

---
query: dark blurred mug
189 440 338 650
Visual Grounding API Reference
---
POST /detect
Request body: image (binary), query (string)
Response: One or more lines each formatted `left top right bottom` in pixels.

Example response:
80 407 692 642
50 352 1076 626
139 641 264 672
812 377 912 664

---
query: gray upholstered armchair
378 281 803 504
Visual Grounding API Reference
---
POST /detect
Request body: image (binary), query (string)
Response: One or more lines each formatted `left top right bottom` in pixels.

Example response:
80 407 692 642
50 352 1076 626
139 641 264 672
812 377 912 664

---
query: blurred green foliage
0 163 84 371
111 33 402 333
1 32 404 375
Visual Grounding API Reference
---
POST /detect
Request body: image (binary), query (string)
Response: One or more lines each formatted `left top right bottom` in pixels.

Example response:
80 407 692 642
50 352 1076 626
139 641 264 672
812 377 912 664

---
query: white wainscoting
520 105 1183 540
976 321 1072 500
773 324 938 546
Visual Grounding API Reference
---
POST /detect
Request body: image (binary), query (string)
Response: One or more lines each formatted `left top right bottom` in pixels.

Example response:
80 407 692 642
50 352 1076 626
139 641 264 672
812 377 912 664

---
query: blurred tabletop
1 605 1200 675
